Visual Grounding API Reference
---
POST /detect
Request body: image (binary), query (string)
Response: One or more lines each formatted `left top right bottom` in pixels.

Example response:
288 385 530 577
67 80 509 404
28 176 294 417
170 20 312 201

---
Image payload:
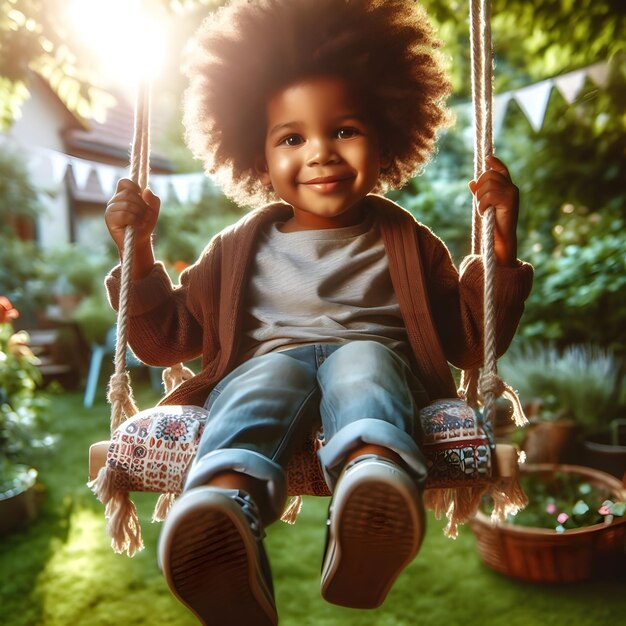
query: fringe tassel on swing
424 485 489 539
423 469 527 539
489 472 528 522
280 495 303 524
424 435 528 538
152 492 178 522
88 466 144 557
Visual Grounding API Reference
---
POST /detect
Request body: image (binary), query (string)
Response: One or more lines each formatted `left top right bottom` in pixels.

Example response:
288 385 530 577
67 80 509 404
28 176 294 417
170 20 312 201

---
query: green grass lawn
1 380 624 626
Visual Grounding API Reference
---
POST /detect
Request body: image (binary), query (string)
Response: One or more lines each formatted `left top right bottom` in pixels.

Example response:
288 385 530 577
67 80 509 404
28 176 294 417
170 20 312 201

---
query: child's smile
259 76 386 231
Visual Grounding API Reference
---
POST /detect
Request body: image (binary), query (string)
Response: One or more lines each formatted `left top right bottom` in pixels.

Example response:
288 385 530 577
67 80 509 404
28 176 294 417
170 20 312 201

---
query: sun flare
68 0 168 87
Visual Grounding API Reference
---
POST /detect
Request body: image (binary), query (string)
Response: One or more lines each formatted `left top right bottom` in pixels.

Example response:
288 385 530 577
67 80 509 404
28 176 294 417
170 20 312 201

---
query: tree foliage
2 0 624 127
1 0 625 356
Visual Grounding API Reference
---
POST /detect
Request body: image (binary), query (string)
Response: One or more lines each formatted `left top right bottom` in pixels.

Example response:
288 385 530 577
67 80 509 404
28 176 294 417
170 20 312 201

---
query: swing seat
89 398 524 538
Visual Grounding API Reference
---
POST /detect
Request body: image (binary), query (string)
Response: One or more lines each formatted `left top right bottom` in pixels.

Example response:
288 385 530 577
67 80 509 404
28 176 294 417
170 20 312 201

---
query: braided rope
476 0 498 423
107 83 151 432
106 81 192 435
462 0 498 424
469 0 486 253
466 1 527 429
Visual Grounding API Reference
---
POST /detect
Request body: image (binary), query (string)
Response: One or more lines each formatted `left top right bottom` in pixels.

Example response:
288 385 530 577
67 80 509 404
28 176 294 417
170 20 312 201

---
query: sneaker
158 487 278 626
320 455 425 609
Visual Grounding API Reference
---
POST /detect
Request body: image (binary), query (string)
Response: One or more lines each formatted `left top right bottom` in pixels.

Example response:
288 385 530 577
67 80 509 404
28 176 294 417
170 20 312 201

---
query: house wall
5 77 77 250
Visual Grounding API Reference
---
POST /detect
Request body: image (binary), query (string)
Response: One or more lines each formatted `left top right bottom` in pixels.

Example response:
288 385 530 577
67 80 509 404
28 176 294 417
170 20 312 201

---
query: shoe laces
225 489 265 541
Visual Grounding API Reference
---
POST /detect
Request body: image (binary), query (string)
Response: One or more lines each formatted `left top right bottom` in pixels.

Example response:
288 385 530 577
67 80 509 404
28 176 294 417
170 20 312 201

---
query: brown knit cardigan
105 195 533 406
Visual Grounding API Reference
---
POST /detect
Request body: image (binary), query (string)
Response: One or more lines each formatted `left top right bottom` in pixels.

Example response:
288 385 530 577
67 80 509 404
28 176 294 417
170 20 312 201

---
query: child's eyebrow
334 114 367 126
268 121 301 137
268 114 368 138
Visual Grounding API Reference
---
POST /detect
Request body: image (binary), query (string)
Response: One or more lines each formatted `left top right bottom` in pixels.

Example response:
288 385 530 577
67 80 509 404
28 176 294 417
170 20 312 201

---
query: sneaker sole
321 463 424 609
159 489 277 626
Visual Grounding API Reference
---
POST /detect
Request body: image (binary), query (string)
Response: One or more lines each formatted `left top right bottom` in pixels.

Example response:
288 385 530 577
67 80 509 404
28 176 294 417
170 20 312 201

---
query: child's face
258 76 385 230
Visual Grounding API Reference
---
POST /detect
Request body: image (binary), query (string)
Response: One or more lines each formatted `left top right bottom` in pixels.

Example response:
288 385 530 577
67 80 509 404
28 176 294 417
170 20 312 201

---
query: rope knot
479 371 506 398
107 371 133 404
107 371 138 432
479 372 529 428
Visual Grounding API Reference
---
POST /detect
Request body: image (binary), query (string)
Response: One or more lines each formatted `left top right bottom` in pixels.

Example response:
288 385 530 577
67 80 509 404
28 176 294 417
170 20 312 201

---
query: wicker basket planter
470 464 626 583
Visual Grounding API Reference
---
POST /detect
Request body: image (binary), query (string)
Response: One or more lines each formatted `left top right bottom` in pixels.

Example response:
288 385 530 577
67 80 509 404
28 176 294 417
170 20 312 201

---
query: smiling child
104 1 533 624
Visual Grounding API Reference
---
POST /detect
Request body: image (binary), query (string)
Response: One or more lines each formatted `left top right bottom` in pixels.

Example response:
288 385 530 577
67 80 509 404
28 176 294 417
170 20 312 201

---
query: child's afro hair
183 0 452 207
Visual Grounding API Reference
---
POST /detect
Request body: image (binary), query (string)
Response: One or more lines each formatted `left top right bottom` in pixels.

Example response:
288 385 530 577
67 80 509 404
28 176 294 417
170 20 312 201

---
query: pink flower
598 505 611 516
557 512 569 524
546 503 557 514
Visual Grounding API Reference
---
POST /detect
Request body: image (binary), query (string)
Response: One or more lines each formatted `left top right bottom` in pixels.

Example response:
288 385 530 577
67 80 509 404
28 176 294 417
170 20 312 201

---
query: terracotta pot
470 464 626 583
583 432 626 480
522 420 580 464
0 466 38 536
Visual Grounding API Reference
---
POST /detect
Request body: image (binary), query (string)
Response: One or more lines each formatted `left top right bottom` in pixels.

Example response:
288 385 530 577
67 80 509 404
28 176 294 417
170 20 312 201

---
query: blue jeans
184 341 429 524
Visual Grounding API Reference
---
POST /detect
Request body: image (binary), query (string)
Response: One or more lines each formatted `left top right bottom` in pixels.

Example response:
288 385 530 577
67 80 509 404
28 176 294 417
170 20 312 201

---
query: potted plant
44 244 116 322
582 374 626 479
72 291 117 347
470 463 626 583
498 343 622 468
0 296 53 535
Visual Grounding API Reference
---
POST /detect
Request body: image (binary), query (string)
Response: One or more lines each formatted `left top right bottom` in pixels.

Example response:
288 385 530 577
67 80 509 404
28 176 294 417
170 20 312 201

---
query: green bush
0 298 53 493
0 150 51 322
155 187 245 267
520 211 626 356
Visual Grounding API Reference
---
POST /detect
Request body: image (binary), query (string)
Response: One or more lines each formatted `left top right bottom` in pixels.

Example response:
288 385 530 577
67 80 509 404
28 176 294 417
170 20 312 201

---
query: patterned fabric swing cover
88 0 528 557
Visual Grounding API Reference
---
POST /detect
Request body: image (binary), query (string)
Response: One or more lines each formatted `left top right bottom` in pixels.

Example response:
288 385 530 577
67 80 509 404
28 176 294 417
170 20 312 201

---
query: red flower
0 296 19 324
173 260 190 274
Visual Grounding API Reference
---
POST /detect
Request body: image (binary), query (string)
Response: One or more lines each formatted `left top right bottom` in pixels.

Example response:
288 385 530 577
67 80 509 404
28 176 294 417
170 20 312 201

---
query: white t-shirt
241 215 409 360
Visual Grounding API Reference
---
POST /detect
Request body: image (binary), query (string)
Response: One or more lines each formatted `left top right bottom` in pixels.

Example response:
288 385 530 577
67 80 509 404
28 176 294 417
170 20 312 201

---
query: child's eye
280 134 303 146
336 127 360 139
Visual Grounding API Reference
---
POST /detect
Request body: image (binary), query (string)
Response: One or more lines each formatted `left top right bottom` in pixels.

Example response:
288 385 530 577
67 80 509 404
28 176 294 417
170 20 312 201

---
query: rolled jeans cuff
184 448 288 526
318 418 428 491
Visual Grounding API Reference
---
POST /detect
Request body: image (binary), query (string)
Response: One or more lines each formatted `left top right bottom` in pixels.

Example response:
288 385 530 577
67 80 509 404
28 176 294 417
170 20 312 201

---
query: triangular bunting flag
171 175 192 204
187 174 205 204
554 69 587 104
150 175 171 203
25 152 47 184
70 158 93 190
95 164 118 196
513 79 553 132
588 62 609 88
49 151 70 186
492 93 512 139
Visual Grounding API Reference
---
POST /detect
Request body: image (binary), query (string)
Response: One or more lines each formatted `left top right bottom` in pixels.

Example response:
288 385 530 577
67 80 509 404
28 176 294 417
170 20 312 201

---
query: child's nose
306 138 340 166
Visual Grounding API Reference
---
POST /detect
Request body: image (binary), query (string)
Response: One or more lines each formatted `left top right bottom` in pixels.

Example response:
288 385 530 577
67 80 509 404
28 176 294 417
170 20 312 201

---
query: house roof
61 88 176 203
63 92 174 173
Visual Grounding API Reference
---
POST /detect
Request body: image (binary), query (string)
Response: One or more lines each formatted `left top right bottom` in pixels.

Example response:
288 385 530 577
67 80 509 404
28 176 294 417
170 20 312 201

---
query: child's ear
255 156 271 186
